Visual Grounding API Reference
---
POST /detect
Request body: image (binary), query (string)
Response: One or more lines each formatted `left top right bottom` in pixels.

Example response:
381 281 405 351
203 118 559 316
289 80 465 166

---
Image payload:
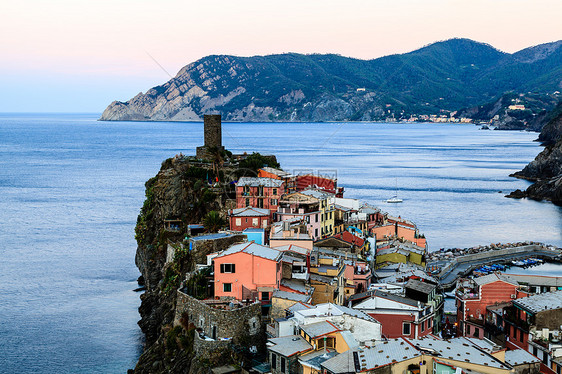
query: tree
203 211 226 233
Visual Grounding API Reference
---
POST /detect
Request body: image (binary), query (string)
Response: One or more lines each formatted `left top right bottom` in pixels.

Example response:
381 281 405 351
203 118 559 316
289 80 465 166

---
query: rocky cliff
131 152 277 373
100 38 562 123
507 103 562 204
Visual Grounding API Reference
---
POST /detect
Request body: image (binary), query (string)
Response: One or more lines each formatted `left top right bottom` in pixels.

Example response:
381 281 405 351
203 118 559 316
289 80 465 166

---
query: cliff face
133 156 225 373
100 39 562 123
508 104 562 205
131 153 278 373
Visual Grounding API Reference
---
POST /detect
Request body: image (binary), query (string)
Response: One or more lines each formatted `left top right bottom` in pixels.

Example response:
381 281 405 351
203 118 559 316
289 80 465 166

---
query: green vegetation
238 152 280 173
162 244 192 295
184 267 213 299
203 211 226 233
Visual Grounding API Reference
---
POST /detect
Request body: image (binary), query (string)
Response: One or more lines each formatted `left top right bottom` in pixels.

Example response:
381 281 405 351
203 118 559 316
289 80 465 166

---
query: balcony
456 289 479 300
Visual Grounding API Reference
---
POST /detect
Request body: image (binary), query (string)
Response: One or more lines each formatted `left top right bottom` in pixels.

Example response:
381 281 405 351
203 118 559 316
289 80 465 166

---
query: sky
1 0 561 113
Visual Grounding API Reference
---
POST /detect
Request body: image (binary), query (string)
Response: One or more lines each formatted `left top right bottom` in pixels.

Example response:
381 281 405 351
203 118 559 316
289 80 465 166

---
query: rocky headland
507 102 562 204
131 152 276 373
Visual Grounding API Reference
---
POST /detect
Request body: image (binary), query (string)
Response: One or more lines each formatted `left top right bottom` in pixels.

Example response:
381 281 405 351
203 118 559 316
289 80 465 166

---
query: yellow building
300 189 335 238
375 242 426 269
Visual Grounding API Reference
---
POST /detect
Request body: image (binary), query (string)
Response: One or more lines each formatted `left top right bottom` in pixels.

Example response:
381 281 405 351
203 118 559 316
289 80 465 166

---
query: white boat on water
385 178 403 203
386 196 403 203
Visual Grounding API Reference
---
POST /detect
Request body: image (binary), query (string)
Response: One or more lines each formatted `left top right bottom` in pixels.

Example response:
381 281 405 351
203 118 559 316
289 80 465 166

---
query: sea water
0 114 561 373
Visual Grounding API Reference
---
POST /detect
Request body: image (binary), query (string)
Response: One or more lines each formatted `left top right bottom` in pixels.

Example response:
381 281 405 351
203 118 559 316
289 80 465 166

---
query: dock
429 244 562 289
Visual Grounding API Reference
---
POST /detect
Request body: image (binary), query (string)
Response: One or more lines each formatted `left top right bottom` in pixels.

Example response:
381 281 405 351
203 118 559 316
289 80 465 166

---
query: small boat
386 196 403 203
385 178 403 203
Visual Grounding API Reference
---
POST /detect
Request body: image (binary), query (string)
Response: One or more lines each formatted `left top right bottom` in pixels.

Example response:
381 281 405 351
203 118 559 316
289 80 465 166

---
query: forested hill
100 38 562 122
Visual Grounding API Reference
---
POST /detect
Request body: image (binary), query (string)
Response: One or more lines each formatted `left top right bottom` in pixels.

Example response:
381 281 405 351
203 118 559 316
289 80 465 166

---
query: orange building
213 242 282 304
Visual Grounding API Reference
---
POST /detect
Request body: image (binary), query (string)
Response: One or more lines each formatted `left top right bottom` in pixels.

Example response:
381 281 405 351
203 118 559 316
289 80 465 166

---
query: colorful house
353 290 435 339
213 242 282 303
277 191 324 240
228 206 271 231
456 273 523 338
236 177 284 213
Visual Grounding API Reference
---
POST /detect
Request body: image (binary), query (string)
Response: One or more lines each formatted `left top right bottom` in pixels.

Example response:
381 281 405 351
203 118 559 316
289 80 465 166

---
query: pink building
213 242 282 303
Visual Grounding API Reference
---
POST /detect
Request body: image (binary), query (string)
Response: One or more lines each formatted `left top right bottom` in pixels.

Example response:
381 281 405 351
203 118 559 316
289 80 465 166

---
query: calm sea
1 113 561 373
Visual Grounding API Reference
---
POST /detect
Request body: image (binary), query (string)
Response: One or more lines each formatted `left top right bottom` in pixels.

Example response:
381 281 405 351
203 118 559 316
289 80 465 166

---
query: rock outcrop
507 103 562 204
131 152 278 373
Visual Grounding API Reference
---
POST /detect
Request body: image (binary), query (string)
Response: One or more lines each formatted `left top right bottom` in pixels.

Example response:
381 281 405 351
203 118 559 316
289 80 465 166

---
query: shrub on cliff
203 211 226 232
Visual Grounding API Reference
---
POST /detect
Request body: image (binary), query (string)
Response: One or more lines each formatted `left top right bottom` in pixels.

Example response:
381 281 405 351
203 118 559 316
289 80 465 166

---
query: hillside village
154 116 562 374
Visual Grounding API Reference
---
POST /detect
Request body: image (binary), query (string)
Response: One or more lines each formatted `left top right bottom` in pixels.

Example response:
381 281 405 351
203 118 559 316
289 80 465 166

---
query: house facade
236 177 284 213
213 242 282 303
228 206 271 231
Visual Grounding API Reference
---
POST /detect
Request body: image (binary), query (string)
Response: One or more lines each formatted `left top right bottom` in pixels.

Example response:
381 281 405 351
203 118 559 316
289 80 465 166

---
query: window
422 320 426 331
270 198 278 205
252 218 259 226
262 292 270 301
403 322 411 335
271 353 277 370
272 188 277 196
315 228 318 237
520 329 524 342
220 263 235 273
315 214 318 222
281 357 286 373
235 218 241 226
257 198 264 208
223 283 232 292
245 198 250 207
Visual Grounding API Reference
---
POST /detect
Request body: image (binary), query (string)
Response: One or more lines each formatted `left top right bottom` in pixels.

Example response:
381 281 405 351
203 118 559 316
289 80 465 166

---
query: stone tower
196 114 224 159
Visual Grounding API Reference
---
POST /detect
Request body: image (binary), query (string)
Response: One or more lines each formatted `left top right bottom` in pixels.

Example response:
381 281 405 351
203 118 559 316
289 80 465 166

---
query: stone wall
513 362 541 374
175 290 262 341
536 308 562 330
189 234 246 265
193 332 231 358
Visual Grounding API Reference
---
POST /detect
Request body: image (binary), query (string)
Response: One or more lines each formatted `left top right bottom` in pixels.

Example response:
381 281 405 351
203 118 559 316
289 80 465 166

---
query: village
168 116 562 374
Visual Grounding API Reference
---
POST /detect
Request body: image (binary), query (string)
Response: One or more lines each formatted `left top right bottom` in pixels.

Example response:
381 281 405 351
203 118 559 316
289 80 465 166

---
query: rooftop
300 189 334 200
407 337 511 370
191 233 232 241
299 350 338 370
230 207 270 217
273 290 311 303
353 289 422 309
513 290 562 314
300 321 340 338
260 166 292 178
296 303 377 323
281 279 309 294
504 349 541 366
287 301 314 314
405 279 436 294
322 340 421 373
215 242 282 261
237 177 284 187
267 335 312 357
474 273 519 287
274 244 312 256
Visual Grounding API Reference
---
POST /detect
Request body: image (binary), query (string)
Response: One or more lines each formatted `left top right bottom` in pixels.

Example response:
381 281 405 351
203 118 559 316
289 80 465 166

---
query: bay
0 113 560 373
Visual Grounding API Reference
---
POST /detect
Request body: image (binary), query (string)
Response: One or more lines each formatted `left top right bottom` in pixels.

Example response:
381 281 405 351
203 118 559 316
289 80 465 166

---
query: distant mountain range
100 38 562 122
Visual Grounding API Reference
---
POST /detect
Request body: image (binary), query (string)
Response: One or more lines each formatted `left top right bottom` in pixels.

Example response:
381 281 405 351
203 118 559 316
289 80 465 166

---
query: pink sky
1 0 560 112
